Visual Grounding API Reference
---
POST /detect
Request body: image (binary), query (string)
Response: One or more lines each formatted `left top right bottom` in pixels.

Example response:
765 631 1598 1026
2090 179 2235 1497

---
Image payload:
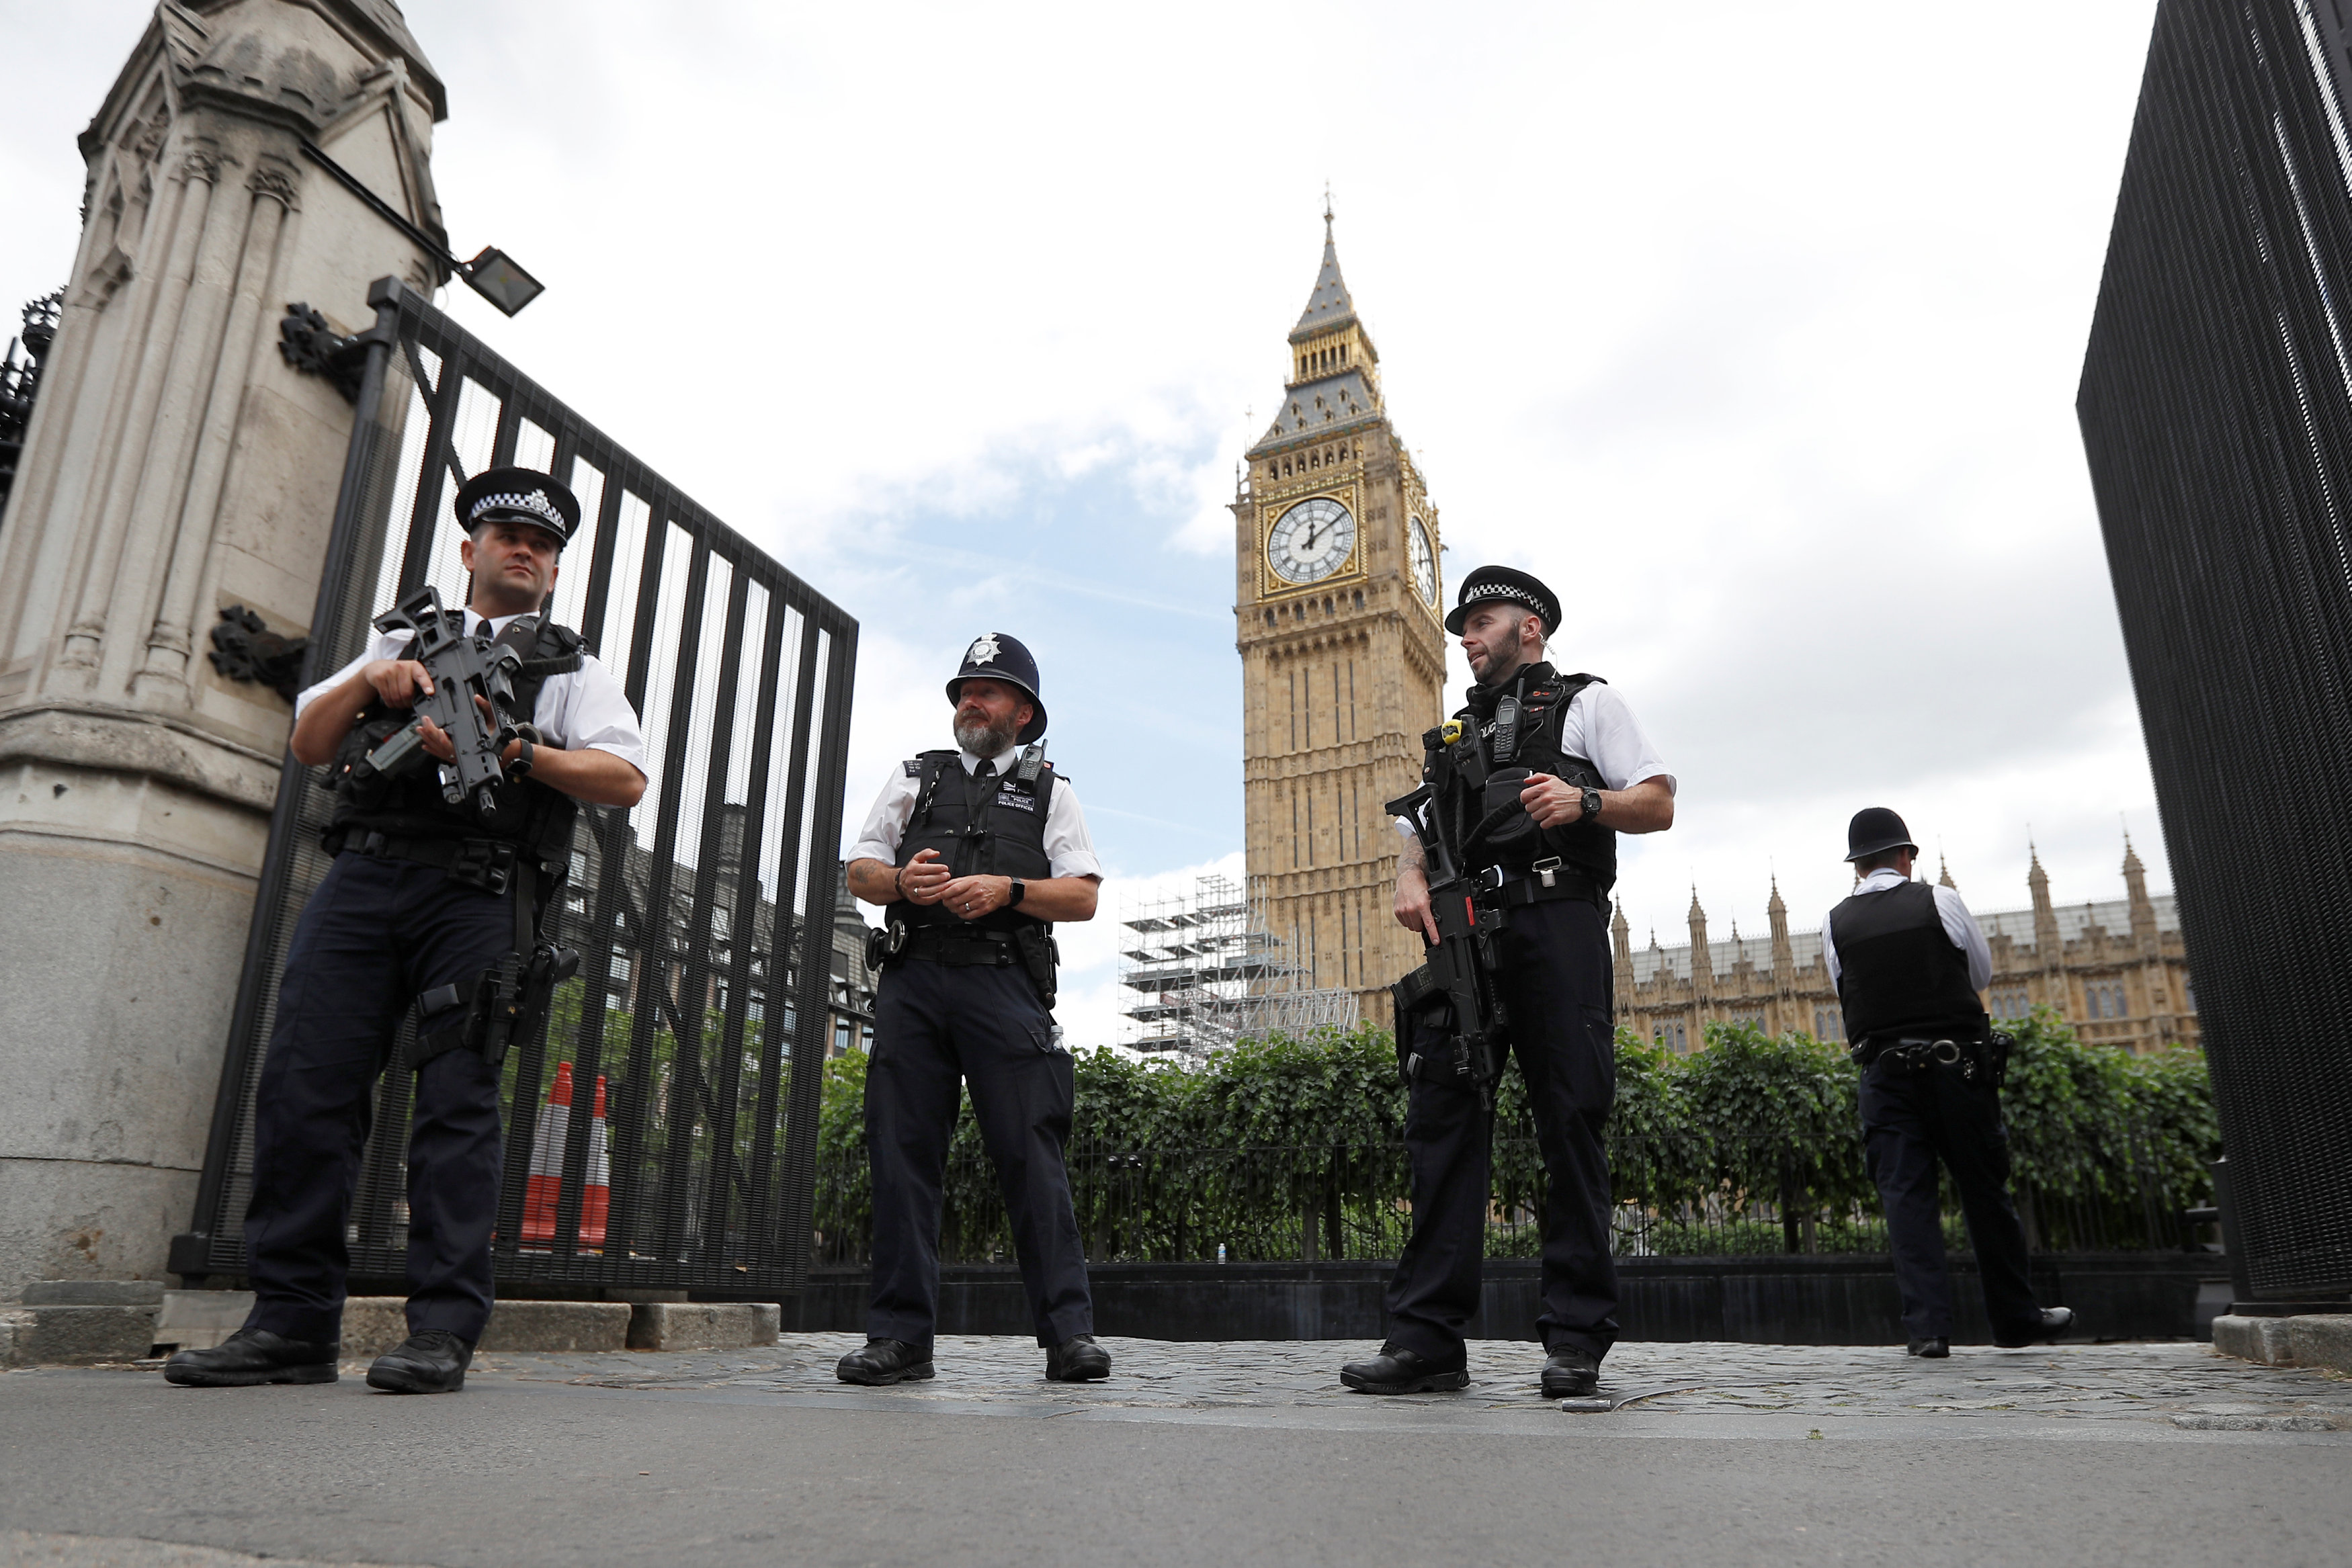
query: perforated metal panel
177 279 857 1297
2078 0 2352 1295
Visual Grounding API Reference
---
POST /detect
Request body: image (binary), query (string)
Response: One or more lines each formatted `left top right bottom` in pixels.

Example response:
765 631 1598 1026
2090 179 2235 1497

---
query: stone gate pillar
0 1 450 1291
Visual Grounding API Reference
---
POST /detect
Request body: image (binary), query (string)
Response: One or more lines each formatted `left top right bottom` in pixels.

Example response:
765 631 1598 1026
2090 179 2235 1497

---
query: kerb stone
22 1280 165 1305
626 1302 781 1352
2 1304 159 1364
339 1298 632 1358
2283 1315 2352 1375
2211 1314 2294 1364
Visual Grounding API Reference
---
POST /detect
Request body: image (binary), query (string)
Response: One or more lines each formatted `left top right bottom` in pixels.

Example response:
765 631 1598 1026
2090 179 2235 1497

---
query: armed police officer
165 468 647 1395
1345 567 1676 1399
835 633 1109 1387
1824 808 2072 1358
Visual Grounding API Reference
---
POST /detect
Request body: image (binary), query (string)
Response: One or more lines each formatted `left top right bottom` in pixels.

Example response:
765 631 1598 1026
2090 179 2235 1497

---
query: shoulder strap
908 750 956 831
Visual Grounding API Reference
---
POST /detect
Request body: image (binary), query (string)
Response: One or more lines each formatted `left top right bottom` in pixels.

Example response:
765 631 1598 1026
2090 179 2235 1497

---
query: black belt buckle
448 839 517 896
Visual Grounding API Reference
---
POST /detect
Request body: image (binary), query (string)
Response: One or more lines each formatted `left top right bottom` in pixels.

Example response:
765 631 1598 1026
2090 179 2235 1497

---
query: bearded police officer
835 633 1109 1386
1824 808 2073 1358
1344 567 1676 1399
164 468 647 1395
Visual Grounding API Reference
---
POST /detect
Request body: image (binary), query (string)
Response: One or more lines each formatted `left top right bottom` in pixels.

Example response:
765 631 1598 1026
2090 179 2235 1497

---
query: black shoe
1540 1347 1601 1398
365 1330 473 1393
835 1338 935 1386
1046 1334 1111 1383
1907 1336 1951 1358
163 1327 338 1387
1340 1346 1470 1395
1993 1307 2074 1348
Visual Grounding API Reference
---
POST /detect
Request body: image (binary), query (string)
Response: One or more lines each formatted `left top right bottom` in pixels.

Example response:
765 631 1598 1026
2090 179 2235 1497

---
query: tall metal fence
811 1135 2212 1267
174 277 857 1297
2078 0 2352 1296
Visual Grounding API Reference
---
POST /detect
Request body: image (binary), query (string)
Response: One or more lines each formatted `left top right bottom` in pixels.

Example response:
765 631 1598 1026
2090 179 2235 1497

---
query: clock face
1267 496 1357 585
1408 517 1437 605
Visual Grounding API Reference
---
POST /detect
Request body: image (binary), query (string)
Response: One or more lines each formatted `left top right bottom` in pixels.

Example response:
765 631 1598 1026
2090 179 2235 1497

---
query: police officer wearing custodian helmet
165 468 648 1394
1345 566 1677 1399
835 633 1110 1386
1825 808 2072 1358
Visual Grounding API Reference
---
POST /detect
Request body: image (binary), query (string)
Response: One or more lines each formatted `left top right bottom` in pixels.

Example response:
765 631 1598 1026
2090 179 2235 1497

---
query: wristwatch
507 738 535 779
1007 877 1027 908
1579 787 1603 823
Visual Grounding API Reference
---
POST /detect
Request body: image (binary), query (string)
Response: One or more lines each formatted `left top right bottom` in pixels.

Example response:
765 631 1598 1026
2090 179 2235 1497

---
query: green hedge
810 1009 2220 1259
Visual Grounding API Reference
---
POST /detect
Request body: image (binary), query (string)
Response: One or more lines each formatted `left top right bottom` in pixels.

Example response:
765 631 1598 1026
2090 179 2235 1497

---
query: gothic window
1265 609 1275 626
1990 988 2031 1020
1353 590 1364 609
1812 1007 1845 1042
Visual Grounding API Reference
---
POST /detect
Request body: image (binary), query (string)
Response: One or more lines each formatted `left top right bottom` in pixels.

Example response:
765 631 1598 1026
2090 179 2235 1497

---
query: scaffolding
1118 875 1359 1059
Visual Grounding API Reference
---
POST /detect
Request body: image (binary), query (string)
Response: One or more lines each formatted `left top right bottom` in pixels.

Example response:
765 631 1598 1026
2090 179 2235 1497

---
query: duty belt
900 925 1021 967
1859 1033 1992 1085
331 828 539 896
1489 857 1605 912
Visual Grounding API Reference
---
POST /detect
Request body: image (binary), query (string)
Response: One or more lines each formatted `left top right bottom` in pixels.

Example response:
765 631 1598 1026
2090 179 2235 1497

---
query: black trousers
1859 1056 2043 1340
241 852 513 1346
864 955 1093 1350
1384 896 1620 1364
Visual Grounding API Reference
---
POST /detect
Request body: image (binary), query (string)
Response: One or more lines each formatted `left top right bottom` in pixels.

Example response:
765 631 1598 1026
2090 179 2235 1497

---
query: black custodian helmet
1845 807 1920 863
946 631 1048 744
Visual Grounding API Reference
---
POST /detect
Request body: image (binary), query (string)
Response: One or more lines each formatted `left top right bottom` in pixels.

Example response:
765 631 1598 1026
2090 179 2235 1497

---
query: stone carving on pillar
0 0 450 1295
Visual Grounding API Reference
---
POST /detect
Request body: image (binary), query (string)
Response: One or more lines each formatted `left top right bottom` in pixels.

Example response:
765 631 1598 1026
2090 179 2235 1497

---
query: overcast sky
3 1 2171 1047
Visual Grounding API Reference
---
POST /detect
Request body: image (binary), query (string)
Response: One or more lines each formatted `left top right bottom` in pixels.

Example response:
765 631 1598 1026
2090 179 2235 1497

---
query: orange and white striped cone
519 1061 574 1250
579 1074 611 1254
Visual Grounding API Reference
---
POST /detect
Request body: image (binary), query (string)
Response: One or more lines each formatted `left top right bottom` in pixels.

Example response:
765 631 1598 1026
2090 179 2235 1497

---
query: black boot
1540 1347 1600 1398
1907 1336 1951 1358
836 1338 935 1385
1993 1307 2074 1348
1046 1334 1111 1382
163 1328 338 1387
366 1330 474 1393
1339 1346 1470 1395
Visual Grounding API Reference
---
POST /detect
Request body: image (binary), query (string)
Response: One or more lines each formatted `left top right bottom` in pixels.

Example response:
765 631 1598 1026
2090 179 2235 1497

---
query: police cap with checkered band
1444 564 1560 636
945 631 1048 744
452 466 580 550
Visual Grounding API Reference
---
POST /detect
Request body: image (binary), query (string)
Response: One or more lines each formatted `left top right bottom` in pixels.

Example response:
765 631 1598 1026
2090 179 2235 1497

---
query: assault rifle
1386 719 1511 1108
347 584 529 822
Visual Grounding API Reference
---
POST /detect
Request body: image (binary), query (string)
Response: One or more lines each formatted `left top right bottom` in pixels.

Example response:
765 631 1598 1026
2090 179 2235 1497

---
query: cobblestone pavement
460 1334 2352 1432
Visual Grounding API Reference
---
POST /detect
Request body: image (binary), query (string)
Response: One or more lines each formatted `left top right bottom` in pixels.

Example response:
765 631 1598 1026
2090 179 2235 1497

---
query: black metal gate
173 277 858 1298
2078 0 2352 1297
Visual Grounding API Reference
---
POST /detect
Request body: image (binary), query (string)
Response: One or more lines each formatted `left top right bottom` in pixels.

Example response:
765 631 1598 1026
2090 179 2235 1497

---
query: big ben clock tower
1234 213 1448 1027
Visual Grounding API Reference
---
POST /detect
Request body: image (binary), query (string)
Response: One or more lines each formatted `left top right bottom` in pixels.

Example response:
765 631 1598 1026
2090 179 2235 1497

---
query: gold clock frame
1257 485 1363 601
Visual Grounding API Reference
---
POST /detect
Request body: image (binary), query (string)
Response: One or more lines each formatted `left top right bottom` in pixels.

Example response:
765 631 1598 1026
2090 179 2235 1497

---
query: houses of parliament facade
1617 840 2201 1055
1228 218 2200 1055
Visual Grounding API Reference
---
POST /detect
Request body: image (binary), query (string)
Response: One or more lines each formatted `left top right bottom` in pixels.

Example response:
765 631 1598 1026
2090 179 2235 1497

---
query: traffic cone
519 1061 574 1250
580 1074 610 1254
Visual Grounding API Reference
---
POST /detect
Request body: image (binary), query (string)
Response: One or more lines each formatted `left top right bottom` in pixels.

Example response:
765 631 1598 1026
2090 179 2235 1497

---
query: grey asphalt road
2 1358 2345 1568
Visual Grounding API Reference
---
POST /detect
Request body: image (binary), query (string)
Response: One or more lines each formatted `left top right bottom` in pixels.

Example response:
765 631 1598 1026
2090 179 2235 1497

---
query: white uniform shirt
1821 867 1992 992
294 611 649 779
847 744 1103 880
1394 677 1675 835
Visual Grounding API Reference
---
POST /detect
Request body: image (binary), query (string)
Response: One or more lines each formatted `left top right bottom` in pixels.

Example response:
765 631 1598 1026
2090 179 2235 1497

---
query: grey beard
954 715 1017 756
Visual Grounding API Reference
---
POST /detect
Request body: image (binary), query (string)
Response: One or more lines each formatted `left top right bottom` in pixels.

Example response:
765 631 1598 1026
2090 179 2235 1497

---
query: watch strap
1007 877 1027 908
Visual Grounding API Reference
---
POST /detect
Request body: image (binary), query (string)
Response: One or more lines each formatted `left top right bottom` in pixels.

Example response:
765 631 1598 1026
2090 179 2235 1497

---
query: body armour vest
321 613 586 867
1829 880 1988 1047
1442 663 1616 891
888 750 1058 931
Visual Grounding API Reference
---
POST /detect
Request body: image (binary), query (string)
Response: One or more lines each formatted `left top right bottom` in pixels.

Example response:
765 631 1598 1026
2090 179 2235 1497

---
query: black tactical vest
321 612 586 866
888 750 1058 930
1830 879 1988 1046
1442 663 1616 891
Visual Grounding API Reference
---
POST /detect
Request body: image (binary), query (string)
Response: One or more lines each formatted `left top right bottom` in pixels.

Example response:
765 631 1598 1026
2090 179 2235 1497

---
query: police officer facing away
835 633 1111 1386
1344 567 1676 1399
165 468 648 1395
1824 808 2072 1358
